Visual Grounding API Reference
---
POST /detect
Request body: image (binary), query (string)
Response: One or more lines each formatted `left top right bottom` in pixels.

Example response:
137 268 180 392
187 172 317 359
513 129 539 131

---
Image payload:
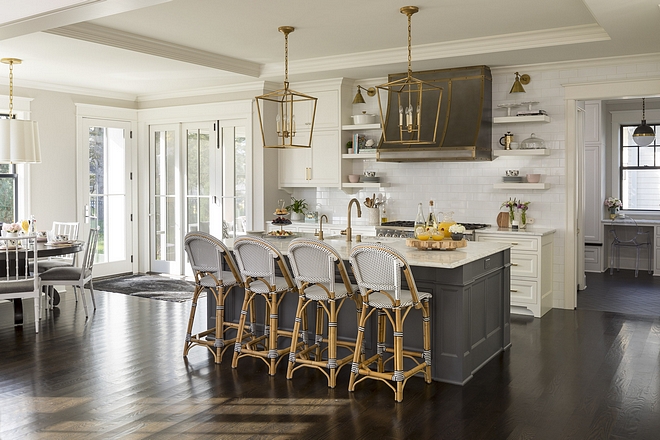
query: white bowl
351 114 377 125
348 174 361 183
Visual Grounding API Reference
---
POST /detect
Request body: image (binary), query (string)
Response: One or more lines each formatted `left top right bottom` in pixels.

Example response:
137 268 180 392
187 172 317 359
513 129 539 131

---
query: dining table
3 240 85 326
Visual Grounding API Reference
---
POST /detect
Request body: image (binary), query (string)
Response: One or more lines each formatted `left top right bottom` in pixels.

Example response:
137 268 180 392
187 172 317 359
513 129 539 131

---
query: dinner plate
46 240 73 246
0 245 22 250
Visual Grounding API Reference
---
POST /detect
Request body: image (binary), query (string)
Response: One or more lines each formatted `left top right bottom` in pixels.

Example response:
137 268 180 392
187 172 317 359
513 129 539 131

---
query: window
620 123 660 210
0 163 17 223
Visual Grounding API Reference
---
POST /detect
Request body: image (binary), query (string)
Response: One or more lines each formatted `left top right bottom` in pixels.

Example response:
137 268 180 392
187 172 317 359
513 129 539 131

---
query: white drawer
510 253 538 278
476 235 538 251
510 279 538 305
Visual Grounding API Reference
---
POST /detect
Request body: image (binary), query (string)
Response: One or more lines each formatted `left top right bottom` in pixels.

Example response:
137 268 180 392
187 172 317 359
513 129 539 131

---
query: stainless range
375 221 490 240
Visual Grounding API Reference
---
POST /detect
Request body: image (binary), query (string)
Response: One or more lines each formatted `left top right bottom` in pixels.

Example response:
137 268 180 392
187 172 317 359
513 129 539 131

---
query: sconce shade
509 72 529 93
352 88 366 104
0 119 41 163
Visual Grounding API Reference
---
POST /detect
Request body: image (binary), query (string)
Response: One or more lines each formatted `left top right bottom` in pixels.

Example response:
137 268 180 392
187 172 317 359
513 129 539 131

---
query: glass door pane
151 126 179 273
221 125 247 237
185 125 212 234
82 118 132 277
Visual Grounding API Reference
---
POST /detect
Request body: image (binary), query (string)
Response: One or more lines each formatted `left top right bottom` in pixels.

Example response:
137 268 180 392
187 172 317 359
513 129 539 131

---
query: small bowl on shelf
526 173 541 183
348 174 361 183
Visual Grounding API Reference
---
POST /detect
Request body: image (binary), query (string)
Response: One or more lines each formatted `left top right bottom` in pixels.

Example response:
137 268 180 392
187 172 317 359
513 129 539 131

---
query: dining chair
0 234 41 333
609 217 652 277
286 238 361 388
40 228 99 318
348 243 432 402
183 231 252 364
231 236 303 375
37 221 81 303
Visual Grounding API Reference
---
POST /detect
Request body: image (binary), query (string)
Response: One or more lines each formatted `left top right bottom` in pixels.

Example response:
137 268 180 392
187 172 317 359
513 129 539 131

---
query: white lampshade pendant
0 58 41 163
633 98 655 147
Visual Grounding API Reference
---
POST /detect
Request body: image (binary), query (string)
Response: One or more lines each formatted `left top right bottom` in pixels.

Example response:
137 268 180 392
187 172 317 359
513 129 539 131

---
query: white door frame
564 78 660 309
76 104 138 276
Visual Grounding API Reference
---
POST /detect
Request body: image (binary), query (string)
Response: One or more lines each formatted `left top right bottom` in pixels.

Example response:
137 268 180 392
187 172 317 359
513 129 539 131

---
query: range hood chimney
377 65 492 162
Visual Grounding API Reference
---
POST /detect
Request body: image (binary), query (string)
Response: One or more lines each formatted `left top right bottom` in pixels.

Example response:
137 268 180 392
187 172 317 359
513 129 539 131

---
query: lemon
21 220 29 232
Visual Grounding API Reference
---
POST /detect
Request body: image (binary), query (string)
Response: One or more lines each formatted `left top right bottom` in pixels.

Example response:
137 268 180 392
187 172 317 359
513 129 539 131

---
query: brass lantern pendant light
633 98 655 147
376 6 443 146
256 26 317 149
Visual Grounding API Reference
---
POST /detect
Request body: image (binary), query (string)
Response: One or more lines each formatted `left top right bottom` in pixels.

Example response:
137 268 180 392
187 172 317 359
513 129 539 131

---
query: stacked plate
362 176 380 183
502 176 523 183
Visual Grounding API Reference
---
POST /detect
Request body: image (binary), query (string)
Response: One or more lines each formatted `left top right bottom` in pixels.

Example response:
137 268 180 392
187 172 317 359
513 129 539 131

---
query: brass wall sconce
352 85 376 104
510 72 530 93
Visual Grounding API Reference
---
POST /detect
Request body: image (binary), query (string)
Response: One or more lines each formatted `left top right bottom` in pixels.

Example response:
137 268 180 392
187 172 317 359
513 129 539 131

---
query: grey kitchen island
209 235 511 385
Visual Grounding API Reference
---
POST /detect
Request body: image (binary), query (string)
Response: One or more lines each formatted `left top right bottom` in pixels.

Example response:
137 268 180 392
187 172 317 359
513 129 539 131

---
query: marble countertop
223 234 510 270
475 226 556 237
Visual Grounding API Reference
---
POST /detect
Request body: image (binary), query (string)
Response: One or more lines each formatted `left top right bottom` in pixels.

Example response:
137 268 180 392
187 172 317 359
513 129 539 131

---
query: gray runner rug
93 274 197 303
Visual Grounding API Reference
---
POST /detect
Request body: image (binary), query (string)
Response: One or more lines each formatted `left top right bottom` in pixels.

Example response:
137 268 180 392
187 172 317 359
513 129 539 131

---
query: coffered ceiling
0 0 658 100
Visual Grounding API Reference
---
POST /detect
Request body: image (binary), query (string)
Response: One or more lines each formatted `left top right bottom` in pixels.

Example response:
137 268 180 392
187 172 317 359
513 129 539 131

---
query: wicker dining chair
231 236 303 376
286 238 362 388
348 243 432 402
183 232 251 364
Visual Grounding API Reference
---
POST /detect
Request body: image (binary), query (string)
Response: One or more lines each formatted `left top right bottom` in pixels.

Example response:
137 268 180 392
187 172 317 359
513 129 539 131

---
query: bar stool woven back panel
286 238 360 387
183 232 246 364
231 236 300 375
348 243 432 402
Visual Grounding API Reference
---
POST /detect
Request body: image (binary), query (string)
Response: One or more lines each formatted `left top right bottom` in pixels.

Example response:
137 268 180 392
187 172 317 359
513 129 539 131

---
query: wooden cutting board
406 238 467 250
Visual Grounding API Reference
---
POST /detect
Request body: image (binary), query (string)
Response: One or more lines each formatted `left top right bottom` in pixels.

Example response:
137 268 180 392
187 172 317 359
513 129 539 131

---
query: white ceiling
0 0 659 100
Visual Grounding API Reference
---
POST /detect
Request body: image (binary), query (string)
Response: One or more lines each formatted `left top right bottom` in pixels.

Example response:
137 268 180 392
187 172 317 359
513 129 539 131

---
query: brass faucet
345 198 362 242
318 214 328 240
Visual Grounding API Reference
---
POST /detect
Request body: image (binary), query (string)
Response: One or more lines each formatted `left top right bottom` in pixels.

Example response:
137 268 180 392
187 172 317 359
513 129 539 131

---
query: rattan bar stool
348 243 432 402
231 236 303 375
286 238 362 388
183 232 250 364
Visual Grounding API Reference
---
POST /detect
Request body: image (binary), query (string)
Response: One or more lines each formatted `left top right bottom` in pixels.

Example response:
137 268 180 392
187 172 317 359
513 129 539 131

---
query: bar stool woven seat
183 232 249 364
286 238 361 388
348 243 432 402
231 236 303 375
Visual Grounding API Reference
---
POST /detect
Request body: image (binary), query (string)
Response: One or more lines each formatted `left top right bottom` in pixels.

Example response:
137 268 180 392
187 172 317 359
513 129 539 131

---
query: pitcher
438 211 456 238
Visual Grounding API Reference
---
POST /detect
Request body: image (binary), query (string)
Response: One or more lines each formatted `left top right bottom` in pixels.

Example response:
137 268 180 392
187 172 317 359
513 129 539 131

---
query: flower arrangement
501 198 531 226
604 197 622 209
2 222 21 233
449 224 466 234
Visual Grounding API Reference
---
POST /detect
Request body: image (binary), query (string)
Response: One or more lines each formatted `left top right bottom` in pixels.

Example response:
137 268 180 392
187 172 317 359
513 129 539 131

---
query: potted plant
287 197 308 221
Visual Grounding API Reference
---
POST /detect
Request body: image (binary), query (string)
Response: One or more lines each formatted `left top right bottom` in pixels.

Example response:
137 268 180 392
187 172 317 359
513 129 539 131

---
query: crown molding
136 80 271 102
489 52 660 75
0 77 138 101
261 24 610 78
45 22 261 77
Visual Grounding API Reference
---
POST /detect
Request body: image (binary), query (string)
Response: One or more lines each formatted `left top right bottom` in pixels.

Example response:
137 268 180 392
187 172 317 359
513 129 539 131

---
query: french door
79 118 134 277
149 120 247 275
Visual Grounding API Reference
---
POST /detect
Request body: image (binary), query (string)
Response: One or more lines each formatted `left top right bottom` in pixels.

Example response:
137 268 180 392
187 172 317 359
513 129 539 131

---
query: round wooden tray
406 238 467 250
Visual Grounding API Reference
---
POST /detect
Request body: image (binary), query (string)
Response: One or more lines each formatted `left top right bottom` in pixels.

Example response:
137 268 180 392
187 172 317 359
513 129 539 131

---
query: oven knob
385 233 391 237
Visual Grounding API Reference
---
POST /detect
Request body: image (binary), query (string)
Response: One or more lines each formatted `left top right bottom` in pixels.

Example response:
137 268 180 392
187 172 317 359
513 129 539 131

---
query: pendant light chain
642 97 646 120
8 60 14 118
407 12 412 78
284 30 289 87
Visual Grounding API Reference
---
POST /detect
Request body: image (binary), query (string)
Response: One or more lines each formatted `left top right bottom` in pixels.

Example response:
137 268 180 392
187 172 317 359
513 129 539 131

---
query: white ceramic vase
290 212 304 222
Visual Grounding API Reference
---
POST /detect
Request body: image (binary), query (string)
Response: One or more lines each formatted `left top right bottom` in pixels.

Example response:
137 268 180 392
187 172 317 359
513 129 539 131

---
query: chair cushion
39 267 84 282
36 260 73 273
300 282 356 301
199 271 238 288
366 289 432 309
245 276 291 295
0 279 36 294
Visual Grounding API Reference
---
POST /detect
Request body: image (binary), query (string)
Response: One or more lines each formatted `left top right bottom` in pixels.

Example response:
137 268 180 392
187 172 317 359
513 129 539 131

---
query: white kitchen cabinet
583 144 603 243
584 101 601 144
585 244 604 272
279 130 340 187
476 229 554 318
295 90 340 130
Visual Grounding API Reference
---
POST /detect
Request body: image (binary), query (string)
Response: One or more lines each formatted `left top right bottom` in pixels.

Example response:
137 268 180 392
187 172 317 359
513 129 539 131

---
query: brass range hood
377 65 492 162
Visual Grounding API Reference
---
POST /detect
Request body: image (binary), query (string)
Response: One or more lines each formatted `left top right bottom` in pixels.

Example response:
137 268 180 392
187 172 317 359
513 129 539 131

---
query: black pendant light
633 98 655 147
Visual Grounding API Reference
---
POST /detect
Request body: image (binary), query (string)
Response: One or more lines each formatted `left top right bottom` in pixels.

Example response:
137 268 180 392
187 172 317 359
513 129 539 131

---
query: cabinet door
293 89 339 130
583 144 602 243
584 101 601 143
308 130 340 185
279 147 311 186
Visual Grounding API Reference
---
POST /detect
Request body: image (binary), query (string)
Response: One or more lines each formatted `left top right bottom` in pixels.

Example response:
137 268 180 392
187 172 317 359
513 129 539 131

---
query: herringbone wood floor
1 283 660 439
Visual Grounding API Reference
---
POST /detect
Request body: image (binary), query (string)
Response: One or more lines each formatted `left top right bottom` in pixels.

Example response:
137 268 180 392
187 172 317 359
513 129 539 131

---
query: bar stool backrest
287 238 353 295
350 244 421 305
184 232 240 284
233 236 294 287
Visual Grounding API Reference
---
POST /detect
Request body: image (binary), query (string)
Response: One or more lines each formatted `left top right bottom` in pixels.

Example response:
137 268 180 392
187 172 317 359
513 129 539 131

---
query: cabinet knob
510 242 519 245
511 263 519 266
510 289 518 293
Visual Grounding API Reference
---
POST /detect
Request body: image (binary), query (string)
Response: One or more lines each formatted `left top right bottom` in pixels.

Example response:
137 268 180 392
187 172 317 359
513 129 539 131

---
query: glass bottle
414 202 427 239
427 200 437 230
381 205 388 224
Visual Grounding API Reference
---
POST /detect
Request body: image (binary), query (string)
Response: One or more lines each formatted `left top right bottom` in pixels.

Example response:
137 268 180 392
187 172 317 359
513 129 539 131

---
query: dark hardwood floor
579 270 660 316
2 286 660 439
